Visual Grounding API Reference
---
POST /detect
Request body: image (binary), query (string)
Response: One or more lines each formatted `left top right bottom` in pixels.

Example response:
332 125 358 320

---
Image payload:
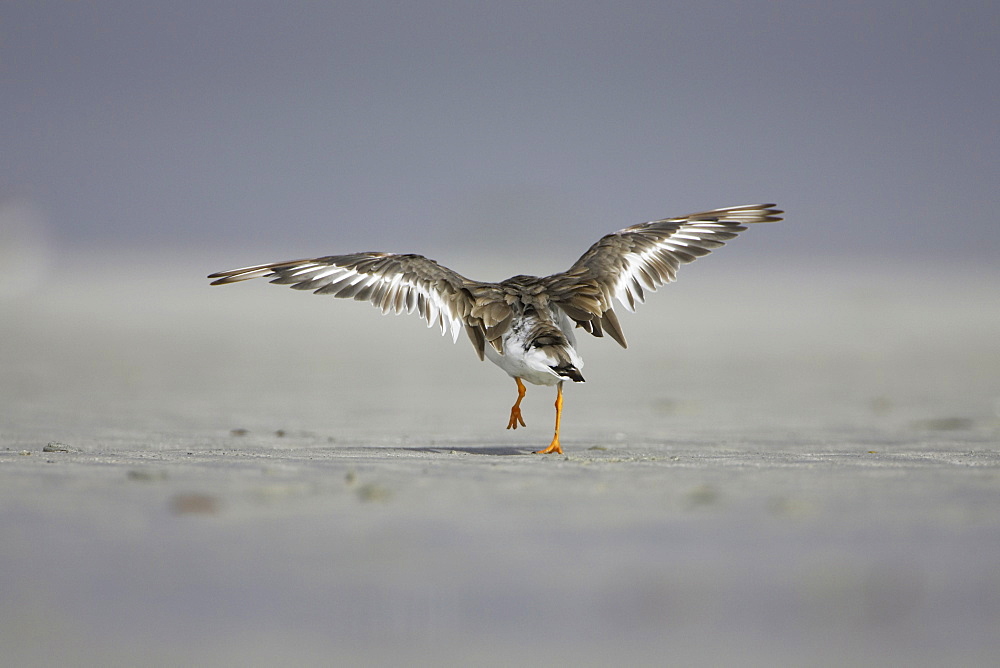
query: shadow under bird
208 203 783 454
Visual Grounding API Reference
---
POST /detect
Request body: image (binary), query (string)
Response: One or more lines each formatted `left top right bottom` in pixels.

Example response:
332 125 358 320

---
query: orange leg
534 381 564 455
506 377 527 430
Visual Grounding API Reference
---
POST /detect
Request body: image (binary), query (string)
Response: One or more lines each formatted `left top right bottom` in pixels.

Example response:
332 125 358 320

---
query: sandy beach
2 253 998 666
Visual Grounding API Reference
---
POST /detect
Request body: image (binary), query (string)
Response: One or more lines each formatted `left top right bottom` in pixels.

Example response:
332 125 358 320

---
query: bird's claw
506 406 526 430
534 438 563 455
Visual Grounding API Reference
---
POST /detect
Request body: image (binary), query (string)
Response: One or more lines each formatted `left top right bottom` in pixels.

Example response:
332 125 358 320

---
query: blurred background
2 1 997 269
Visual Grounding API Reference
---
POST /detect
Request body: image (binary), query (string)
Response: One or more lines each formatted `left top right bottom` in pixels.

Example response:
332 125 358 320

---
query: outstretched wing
208 252 480 345
545 204 783 348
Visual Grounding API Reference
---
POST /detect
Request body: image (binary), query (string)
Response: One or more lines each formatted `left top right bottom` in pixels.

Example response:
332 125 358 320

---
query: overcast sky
2 1 997 270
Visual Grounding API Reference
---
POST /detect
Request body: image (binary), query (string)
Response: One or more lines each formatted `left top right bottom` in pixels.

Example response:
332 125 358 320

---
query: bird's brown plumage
208 204 783 358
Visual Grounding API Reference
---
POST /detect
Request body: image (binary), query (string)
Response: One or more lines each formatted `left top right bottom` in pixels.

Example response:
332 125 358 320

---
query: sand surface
2 253 999 666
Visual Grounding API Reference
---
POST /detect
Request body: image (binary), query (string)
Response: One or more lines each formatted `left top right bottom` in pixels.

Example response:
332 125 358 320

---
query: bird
208 203 782 454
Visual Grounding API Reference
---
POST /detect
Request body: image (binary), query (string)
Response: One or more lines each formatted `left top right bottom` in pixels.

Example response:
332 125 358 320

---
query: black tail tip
552 365 585 382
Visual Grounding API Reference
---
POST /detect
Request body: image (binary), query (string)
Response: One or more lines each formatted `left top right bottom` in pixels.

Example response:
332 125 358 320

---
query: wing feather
208 252 478 345
545 204 782 348
208 204 780 358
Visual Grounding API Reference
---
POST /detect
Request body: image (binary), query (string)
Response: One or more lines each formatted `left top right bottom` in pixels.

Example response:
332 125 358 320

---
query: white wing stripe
288 263 325 277
306 266 348 281
612 235 699 310
217 255 473 343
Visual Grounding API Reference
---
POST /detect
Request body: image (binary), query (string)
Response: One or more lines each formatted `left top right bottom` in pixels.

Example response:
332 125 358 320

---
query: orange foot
507 405 526 430
506 378 527 430
534 381 565 454
534 438 563 455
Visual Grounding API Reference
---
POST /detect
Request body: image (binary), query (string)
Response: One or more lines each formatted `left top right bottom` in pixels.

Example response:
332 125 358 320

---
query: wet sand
2 253 998 666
